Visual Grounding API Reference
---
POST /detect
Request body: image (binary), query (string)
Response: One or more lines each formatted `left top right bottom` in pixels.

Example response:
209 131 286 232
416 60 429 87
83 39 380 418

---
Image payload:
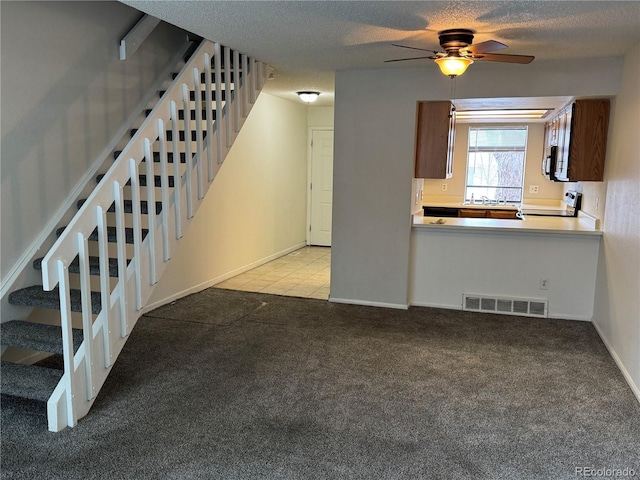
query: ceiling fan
386 29 535 78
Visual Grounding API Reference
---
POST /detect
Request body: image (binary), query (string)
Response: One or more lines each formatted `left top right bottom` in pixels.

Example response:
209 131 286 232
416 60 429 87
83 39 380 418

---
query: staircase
1 39 269 431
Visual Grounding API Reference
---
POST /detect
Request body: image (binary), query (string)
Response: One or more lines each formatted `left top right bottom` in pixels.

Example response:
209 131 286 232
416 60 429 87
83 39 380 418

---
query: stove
521 191 582 217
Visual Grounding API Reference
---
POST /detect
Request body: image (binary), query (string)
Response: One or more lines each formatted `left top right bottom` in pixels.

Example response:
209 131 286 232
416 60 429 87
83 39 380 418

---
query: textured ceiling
122 1 640 106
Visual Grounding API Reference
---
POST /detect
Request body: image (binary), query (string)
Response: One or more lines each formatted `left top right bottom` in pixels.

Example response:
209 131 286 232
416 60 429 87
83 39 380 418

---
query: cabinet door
545 99 609 182
543 122 552 152
459 209 488 218
414 101 454 179
487 209 518 219
567 99 609 181
446 106 456 178
550 117 559 146
554 106 572 181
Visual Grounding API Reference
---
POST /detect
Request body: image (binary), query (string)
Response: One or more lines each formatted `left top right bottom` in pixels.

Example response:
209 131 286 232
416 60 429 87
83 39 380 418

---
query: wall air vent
463 294 548 318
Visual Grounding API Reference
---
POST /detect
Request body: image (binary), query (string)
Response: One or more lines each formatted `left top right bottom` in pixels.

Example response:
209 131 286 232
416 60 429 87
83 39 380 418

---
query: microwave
542 145 557 181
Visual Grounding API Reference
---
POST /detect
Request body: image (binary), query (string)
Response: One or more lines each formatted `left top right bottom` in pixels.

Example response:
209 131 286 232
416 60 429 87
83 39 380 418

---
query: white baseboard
141 242 308 314
409 300 460 310
592 321 640 405
329 297 409 310
548 313 592 322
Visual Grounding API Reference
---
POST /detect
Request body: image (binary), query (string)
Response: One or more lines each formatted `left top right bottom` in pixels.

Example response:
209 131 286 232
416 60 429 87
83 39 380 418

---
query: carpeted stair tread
1 362 64 402
96 173 175 188
56 225 148 244
8 286 102 314
77 198 163 215
33 255 124 278
1 321 83 354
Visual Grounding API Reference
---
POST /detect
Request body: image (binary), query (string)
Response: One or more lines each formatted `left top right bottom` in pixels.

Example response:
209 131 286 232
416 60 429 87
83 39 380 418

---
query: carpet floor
2 288 639 479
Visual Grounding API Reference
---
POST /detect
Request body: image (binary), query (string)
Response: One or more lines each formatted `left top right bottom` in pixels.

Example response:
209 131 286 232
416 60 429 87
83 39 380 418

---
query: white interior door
310 129 334 246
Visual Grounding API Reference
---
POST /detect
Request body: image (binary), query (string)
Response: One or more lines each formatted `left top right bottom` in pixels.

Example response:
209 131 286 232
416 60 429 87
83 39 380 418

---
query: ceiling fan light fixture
434 56 473 78
297 91 320 103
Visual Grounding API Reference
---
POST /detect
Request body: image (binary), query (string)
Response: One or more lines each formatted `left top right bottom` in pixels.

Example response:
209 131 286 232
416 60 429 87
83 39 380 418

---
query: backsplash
567 181 607 221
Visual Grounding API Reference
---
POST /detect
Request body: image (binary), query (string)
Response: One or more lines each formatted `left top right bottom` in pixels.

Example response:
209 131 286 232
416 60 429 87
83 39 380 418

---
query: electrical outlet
529 185 539 194
415 192 419 205
441 183 448 192
539 278 549 290
595 197 600 210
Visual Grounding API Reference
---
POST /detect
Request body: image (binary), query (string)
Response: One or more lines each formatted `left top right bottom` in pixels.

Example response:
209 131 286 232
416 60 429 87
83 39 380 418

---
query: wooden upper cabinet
414 101 455 179
547 99 610 182
566 99 610 181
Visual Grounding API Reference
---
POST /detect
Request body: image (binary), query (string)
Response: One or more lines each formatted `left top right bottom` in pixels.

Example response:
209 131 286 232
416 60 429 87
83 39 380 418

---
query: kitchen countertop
412 212 601 236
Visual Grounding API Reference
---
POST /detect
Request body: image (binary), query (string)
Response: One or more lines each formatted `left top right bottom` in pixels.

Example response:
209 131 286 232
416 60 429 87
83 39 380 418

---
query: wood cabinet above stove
544 99 610 182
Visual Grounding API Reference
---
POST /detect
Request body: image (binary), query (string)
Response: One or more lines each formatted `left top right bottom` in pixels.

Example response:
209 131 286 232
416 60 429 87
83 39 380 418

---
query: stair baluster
3 40 269 431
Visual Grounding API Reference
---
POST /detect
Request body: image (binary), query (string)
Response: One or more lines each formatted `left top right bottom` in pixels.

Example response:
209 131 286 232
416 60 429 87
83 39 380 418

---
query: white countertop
412 213 601 236
422 201 566 212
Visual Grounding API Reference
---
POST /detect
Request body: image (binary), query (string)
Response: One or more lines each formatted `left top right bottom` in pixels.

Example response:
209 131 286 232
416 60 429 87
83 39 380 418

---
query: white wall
332 57 623 308
0 1 186 282
410 229 601 321
307 106 334 128
592 45 640 401
147 92 309 307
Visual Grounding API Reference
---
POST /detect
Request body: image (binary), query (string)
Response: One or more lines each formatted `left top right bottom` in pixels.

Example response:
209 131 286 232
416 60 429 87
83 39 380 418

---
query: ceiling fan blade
472 53 535 64
465 40 508 54
391 44 439 54
384 55 436 63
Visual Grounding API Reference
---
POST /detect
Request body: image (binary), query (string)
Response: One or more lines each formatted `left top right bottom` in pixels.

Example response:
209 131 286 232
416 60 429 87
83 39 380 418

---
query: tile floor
214 246 331 300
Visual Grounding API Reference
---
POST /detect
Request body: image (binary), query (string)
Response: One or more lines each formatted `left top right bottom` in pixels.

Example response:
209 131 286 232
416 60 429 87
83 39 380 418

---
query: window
465 126 528 203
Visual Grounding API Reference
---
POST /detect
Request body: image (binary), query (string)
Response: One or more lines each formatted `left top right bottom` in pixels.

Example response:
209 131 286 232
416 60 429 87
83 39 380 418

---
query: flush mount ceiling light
297 91 320 103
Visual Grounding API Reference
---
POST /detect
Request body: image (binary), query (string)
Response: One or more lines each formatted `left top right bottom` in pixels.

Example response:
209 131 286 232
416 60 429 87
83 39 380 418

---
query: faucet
481 196 490 205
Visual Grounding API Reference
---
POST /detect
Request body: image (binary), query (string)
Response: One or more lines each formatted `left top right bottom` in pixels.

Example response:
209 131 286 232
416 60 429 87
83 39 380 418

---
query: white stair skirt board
120 15 161 61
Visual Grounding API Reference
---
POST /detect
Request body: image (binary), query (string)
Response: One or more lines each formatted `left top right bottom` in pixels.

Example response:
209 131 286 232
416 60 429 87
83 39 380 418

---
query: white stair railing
39 40 268 432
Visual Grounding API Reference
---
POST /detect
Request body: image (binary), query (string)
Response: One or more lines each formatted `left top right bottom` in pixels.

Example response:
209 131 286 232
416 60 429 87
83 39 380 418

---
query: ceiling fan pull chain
450 76 457 103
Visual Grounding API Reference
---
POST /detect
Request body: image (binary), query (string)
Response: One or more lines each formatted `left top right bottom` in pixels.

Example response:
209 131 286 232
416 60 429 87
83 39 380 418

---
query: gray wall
592 44 640 400
331 57 622 308
1 1 187 282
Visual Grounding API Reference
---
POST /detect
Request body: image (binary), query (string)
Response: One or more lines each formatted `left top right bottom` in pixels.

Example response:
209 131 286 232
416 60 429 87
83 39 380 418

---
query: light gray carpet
2 288 639 479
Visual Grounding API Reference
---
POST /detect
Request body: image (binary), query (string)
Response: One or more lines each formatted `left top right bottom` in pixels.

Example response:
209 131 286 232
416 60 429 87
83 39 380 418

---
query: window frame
464 125 529 204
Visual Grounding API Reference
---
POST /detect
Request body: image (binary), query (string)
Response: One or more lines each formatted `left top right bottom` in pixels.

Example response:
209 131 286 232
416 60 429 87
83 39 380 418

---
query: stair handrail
38 39 268 430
